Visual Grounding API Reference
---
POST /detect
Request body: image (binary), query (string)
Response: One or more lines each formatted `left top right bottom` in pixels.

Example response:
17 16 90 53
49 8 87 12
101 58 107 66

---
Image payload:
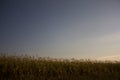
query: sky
1 0 120 59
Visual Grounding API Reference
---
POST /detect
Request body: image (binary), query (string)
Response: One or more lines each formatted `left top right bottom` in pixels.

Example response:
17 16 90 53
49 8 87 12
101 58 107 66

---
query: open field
0 55 120 80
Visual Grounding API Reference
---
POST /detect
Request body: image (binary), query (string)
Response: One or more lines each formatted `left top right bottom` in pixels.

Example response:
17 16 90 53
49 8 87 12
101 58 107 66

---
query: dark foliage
0 55 120 80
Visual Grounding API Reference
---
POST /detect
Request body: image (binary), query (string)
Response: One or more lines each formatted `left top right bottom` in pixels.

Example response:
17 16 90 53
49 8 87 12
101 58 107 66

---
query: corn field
0 55 120 80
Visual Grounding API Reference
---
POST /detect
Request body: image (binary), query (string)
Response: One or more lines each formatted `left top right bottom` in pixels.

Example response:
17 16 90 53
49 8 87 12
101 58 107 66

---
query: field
0 55 120 80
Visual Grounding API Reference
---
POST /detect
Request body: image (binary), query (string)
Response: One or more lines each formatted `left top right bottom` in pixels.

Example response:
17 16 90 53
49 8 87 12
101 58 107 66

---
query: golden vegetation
0 55 120 80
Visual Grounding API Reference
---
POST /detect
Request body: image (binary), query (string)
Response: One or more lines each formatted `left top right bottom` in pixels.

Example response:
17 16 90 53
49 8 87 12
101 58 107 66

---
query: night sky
1 0 120 59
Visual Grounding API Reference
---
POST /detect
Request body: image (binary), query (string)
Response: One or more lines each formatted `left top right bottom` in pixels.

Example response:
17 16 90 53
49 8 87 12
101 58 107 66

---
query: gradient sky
1 0 120 59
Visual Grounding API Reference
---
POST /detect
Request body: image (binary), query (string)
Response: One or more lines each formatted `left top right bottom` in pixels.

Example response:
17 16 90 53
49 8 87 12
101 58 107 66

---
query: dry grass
0 54 120 80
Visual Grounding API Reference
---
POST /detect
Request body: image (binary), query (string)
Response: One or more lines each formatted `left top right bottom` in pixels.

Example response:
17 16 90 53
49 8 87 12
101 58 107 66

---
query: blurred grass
0 55 120 80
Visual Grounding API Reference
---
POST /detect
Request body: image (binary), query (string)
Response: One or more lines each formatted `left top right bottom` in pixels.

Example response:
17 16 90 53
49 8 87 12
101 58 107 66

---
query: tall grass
0 55 120 80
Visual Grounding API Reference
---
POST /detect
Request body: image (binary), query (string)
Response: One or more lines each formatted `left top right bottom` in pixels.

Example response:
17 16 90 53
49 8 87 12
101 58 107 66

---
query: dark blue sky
1 0 120 59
